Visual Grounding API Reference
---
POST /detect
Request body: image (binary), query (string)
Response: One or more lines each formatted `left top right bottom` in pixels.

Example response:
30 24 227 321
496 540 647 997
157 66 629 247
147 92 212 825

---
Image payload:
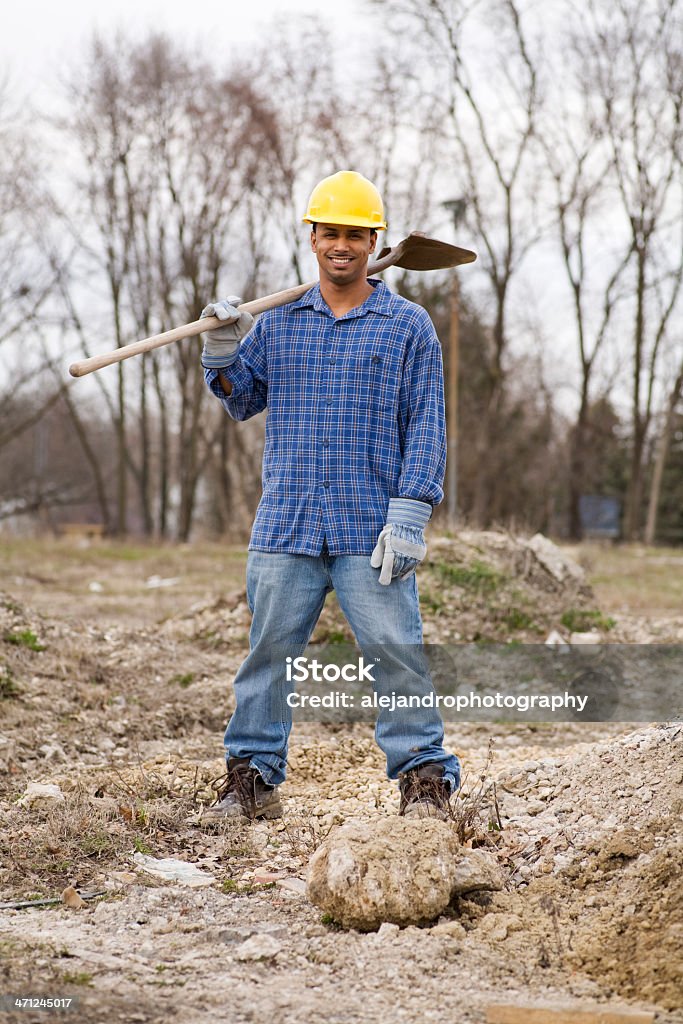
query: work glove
200 295 254 369
371 498 432 586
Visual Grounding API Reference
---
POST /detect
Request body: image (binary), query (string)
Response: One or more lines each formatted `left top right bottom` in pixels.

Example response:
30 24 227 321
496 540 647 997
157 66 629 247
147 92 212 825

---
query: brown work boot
203 757 282 823
399 763 452 821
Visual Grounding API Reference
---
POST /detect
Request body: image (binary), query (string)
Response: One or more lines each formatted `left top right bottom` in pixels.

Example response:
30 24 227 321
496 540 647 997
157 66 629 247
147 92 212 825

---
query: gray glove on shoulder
371 497 432 586
200 295 254 369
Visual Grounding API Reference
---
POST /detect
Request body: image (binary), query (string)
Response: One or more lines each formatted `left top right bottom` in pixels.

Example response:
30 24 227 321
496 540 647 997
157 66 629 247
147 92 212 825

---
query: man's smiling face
311 223 377 287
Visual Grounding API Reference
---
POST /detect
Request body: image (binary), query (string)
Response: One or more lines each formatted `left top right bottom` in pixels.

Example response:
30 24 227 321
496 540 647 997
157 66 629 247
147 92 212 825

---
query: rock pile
307 817 503 930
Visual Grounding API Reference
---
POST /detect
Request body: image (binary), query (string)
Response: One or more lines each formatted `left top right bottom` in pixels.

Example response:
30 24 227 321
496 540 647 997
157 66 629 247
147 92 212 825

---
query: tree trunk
644 367 683 545
624 246 647 541
138 353 153 535
568 381 591 540
152 353 170 539
116 358 127 536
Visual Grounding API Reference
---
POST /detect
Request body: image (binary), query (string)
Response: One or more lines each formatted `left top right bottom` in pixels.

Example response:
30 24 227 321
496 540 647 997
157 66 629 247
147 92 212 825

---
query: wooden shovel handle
67 244 419 378
68 281 318 378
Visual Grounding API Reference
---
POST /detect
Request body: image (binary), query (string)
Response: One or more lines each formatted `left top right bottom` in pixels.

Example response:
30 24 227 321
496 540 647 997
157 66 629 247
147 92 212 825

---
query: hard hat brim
302 214 387 230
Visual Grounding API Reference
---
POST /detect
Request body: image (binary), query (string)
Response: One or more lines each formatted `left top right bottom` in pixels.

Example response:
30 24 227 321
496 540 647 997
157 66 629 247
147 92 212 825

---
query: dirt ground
0 534 681 1023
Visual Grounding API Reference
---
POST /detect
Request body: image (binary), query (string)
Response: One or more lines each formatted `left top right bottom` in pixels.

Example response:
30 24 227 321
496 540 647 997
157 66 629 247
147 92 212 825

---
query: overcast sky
4 0 370 100
3 0 655 415
1 0 582 404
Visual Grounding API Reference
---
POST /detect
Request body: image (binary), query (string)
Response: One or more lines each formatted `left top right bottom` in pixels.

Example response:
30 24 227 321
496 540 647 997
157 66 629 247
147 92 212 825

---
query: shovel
68 233 476 378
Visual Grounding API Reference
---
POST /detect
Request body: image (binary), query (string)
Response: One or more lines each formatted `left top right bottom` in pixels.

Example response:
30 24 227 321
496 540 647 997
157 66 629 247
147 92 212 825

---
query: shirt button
329 357 336 364
326 397 333 405
322 481 330 488
322 439 330 448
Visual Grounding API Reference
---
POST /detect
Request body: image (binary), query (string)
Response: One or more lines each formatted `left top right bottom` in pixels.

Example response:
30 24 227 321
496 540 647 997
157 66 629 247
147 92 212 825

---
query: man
201 170 460 823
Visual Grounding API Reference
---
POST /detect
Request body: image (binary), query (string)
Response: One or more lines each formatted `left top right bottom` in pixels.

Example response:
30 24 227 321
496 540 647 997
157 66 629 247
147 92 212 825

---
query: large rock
524 533 585 586
307 817 503 931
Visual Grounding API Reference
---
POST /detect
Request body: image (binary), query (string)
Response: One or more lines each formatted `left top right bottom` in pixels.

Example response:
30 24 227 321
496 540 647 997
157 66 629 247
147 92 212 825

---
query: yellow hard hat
303 170 387 230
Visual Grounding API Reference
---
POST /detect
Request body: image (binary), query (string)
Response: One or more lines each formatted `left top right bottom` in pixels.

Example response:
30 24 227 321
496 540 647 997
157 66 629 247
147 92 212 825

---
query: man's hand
371 498 431 585
200 296 254 369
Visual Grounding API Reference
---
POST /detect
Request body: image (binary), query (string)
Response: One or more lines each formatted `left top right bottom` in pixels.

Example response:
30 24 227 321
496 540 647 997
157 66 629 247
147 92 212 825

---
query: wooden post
446 272 460 528
486 1002 655 1023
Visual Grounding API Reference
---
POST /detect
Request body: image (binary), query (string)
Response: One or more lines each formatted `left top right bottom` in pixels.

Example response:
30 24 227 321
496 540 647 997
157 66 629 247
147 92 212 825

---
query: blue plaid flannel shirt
204 279 446 555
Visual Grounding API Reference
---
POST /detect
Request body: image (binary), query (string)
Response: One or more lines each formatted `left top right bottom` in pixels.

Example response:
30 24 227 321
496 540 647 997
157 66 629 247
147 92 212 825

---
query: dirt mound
567 839 682 1009
470 724 683 1011
418 530 602 643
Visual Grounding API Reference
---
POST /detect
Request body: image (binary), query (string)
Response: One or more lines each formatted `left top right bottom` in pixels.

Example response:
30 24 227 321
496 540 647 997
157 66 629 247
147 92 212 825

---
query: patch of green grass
433 560 503 593
81 829 119 858
224 845 253 857
133 836 153 856
320 913 343 930
4 629 45 652
95 544 149 561
0 665 20 699
221 878 239 893
128 803 150 826
324 631 349 645
419 588 444 614
560 608 615 633
171 672 195 688
61 971 93 987
502 608 535 631
244 882 276 894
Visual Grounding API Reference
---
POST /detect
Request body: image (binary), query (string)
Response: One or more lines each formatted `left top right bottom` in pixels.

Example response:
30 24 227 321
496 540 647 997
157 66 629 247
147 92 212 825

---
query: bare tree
538 15 634 539
372 0 543 526
61 38 139 534
60 32 277 539
239 22 352 288
0 80 62 457
580 0 683 539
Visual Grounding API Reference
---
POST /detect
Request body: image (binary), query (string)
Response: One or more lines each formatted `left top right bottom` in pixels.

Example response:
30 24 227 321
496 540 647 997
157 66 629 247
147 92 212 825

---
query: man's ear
310 229 317 253
369 231 377 254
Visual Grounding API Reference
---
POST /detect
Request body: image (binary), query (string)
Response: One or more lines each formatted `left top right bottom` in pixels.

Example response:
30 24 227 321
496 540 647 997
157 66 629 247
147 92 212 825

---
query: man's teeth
331 257 352 264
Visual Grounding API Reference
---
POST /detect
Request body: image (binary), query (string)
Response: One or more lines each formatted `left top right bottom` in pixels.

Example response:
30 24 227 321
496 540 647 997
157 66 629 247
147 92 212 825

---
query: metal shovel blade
374 232 477 273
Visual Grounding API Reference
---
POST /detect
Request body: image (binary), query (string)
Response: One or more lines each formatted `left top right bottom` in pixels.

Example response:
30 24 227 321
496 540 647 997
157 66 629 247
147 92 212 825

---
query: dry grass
0 537 247 628
0 771 196 899
567 542 683 615
450 740 502 847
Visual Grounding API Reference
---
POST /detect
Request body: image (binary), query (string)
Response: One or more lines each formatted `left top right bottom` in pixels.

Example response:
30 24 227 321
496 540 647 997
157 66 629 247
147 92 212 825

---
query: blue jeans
224 549 461 791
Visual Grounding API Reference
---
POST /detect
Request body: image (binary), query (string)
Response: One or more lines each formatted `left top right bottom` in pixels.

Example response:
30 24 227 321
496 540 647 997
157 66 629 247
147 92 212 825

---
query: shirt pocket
349 350 400 411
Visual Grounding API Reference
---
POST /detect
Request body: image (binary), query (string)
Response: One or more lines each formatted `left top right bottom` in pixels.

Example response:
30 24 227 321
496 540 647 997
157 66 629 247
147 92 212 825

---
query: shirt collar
291 279 394 319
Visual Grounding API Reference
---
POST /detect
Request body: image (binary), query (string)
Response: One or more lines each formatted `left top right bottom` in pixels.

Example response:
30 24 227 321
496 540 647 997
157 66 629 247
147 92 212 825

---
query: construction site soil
0 533 681 1023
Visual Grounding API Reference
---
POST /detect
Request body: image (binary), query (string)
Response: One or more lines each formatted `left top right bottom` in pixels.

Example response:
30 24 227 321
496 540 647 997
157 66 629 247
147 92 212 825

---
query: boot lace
210 760 255 811
399 770 451 816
